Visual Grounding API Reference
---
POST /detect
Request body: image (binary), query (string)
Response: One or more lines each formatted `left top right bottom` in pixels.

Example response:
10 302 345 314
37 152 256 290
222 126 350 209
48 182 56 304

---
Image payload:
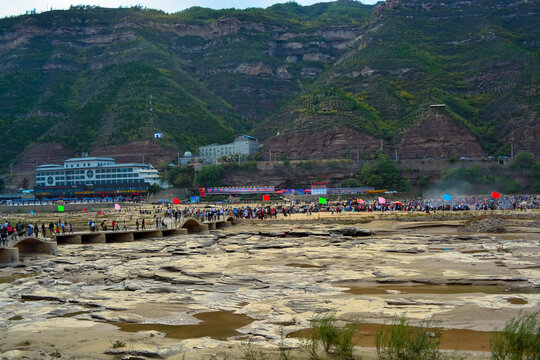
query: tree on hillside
166 166 193 188
510 152 535 170
357 152 411 191
194 165 224 187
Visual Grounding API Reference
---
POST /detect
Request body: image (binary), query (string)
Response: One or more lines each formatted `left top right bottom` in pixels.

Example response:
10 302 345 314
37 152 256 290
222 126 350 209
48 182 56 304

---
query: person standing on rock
136 219 139 231
142 219 146 230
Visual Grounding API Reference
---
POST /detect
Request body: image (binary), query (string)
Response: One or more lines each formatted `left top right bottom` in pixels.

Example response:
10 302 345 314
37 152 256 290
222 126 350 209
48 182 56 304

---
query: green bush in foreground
490 311 539 360
308 312 360 359
375 315 441 360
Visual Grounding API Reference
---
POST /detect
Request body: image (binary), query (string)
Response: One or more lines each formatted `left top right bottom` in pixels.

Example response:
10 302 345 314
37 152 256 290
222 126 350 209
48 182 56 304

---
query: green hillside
0 0 538 171
255 0 540 157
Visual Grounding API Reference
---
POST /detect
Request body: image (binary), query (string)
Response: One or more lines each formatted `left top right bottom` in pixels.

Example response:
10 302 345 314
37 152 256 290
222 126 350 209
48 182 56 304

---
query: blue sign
443 193 452 201
190 196 200 203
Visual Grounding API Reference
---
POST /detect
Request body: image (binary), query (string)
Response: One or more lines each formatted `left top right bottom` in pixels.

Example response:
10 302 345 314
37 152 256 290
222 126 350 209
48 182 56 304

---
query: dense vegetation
254 0 540 158
436 152 540 194
0 0 538 172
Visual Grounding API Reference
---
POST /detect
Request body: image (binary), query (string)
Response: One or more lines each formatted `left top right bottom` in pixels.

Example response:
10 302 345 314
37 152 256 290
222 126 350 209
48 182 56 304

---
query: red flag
492 191 500 199
263 195 270 201
173 198 180 204
82 208 86 212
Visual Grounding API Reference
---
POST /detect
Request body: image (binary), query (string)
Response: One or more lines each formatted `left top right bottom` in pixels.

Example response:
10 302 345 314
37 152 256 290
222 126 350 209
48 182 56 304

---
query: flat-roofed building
34 157 160 199
198 135 259 163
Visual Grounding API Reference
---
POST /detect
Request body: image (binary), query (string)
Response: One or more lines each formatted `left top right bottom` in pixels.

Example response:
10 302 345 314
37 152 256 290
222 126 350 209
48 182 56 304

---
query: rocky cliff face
262 126 381 160
398 107 486 159
0 0 538 177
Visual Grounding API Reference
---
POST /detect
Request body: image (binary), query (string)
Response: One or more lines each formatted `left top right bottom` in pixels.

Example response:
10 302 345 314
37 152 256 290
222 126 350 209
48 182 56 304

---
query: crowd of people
1 194 537 245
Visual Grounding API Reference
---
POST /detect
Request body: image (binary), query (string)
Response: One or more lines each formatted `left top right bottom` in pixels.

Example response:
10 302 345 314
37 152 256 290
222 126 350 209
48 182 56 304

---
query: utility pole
10 163 13 175
269 150 272 162
142 155 145 164
356 147 359 162
395 147 398 162
511 143 514 159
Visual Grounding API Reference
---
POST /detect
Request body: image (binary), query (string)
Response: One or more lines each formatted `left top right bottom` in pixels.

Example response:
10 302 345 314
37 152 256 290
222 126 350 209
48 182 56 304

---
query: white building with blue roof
34 156 160 198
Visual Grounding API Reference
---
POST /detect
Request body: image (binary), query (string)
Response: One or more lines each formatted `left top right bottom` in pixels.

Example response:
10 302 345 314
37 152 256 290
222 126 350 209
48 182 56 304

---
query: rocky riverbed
0 216 539 359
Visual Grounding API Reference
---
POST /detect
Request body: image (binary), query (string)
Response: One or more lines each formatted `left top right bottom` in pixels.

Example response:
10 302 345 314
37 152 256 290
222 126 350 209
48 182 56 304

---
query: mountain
0 0 538 175
259 0 540 160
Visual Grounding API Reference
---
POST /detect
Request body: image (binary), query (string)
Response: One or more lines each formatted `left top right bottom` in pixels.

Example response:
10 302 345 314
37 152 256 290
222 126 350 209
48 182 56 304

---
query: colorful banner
327 187 374 195
357 199 364 204
190 196 200 203
205 186 275 194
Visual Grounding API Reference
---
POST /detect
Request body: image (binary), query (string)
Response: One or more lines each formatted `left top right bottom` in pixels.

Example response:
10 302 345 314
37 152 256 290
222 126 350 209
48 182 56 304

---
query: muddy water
290 324 494 352
0 273 34 284
505 297 528 305
285 263 327 268
338 284 539 295
113 311 253 340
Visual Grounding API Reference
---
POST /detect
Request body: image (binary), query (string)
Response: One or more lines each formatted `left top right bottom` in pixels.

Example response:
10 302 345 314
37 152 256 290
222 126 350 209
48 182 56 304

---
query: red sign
263 195 270 201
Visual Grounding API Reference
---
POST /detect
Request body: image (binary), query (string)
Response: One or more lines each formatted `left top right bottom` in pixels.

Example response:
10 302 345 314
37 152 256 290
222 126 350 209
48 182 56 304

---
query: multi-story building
198 135 259 163
34 157 160 199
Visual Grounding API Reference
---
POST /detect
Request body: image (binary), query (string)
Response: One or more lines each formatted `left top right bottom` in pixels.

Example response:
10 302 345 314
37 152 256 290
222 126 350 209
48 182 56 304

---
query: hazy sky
1 0 380 18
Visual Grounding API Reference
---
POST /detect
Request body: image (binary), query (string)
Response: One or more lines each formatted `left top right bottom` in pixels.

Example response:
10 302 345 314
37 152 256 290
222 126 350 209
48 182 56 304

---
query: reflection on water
0 273 34 284
290 324 495 352
113 311 253 340
505 297 528 305
285 263 327 268
339 284 539 295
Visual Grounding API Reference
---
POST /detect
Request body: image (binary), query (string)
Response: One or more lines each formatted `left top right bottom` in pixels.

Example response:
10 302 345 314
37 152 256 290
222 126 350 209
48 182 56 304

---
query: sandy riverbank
0 210 538 359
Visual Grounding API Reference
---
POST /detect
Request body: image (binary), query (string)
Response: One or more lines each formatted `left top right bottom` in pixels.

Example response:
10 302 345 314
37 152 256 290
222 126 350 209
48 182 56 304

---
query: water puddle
290 324 493 351
460 249 490 254
113 311 253 340
285 263 327 269
337 284 539 295
57 311 91 318
0 273 34 284
505 297 528 305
